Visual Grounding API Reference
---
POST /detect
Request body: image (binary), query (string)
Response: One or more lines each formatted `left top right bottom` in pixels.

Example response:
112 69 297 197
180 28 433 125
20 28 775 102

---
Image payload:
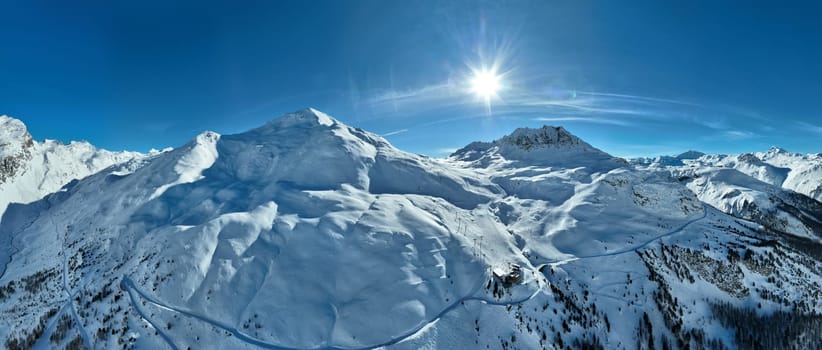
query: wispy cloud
361 83 684 126
355 80 776 138
574 91 702 107
697 118 728 130
514 98 662 118
362 83 462 115
501 91 698 125
796 121 822 136
382 128 409 137
532 116 635 127
724 130 757 140
367 84 454 105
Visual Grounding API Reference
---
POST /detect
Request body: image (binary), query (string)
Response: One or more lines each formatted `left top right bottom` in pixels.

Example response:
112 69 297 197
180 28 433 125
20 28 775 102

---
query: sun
470 68 502 101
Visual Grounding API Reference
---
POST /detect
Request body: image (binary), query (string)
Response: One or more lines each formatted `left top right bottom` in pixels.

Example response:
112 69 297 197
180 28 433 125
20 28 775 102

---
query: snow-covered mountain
451 125 627 171
1 109 821 350
633 148 822 201
756 147 822 201
0 115 144 220
631 150 705 167
632 150 822 242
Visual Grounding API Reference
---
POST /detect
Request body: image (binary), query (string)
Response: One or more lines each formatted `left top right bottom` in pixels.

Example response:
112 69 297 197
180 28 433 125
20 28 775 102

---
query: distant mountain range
0 116 144 219
632 147 822 201
1 110 820 349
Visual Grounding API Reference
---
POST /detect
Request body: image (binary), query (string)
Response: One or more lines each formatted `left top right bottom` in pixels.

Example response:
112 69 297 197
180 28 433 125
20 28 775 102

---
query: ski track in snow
121 267 544 350
122 278 180 350
116 204 710 350
541 203 709 267
54 214 93 350
32 303 72 349
12 175 705 348
116 205 706 350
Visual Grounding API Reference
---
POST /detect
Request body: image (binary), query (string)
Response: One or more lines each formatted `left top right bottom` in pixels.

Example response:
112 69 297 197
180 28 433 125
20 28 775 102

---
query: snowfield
1 109 821 349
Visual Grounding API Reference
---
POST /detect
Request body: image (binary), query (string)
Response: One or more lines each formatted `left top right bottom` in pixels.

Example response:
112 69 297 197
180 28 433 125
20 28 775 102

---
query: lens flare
470 69 502 100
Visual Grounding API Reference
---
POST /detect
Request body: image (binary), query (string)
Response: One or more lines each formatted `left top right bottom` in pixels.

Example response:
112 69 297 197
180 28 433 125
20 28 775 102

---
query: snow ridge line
0 200 51 280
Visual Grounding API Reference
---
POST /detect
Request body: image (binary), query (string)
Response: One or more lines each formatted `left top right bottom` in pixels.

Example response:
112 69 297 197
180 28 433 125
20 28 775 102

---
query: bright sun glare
470 69 502 101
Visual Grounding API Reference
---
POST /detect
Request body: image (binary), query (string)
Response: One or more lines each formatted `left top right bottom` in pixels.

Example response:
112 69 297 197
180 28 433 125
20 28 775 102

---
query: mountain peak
675 150 705 160
0 115 34 159
499 125 583 150
0 114 24 127
194 130 221 144
0 115 29 139
767 146 788 154
737 152 763 164
452 125 622 170
260 108 337 131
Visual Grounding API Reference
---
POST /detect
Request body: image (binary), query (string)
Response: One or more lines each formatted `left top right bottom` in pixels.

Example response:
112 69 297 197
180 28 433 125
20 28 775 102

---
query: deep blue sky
1 0 821 157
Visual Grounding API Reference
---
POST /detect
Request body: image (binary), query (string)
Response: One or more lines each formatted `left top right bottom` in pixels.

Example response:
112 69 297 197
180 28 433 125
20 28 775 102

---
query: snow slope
757 147 822 201
1 109 821 350
632 149 822 241
677 167 822 240
0 109 531 349
0 115 144 220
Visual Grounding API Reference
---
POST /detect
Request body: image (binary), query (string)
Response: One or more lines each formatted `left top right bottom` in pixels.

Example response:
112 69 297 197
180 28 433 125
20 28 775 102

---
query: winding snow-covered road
121 268 544 350
118 204 709 350
539 203 710 268
55 215 93 350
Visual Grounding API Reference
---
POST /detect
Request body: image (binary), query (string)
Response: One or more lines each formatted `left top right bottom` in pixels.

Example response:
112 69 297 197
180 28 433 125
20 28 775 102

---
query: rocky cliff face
0 116 34 185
